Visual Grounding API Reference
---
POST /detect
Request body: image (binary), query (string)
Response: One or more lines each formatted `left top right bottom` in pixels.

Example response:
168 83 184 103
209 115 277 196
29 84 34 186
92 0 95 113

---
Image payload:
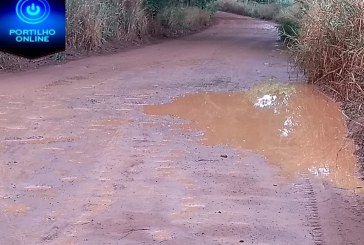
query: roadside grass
290 0 364 170
217 0 282 20
0 55 23 70
291 0 364 104
274 2 303 42
66 0 149 51
158 6 211 33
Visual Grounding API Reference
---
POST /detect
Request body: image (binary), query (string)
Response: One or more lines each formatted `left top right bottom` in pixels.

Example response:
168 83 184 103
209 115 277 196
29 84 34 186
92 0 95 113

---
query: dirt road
0 12 363 245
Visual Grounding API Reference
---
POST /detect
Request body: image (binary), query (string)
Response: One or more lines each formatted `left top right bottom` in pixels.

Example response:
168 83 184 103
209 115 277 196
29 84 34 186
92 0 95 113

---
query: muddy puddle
144 84 364 190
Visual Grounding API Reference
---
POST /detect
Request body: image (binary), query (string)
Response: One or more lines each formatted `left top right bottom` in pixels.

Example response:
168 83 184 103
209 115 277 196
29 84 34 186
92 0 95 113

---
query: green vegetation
158 6 211 32
217 0 282 20
274 2 303 42
145 0 217 14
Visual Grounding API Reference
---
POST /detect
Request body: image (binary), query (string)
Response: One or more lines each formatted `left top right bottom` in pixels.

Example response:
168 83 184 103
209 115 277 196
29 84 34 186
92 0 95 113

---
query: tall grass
292 0 364 103
274 2 304 42
67 0 149 50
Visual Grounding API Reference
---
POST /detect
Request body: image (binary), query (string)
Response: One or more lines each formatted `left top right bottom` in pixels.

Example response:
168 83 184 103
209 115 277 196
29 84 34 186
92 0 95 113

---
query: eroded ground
0 12 363 245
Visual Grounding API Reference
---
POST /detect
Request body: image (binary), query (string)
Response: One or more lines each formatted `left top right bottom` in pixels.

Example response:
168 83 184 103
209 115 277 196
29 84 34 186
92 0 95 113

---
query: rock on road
0 12 363 245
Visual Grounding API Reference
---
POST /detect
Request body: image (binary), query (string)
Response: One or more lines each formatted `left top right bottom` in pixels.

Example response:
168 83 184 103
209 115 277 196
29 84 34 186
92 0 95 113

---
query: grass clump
217 0 282 20
158 6 211 32
0 54 23 70
274 2 304 42
291 0 364 103
66 0 149 51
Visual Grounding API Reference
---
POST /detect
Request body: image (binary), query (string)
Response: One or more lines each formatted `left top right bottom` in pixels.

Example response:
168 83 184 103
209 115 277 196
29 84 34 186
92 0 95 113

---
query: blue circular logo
16 0 51 25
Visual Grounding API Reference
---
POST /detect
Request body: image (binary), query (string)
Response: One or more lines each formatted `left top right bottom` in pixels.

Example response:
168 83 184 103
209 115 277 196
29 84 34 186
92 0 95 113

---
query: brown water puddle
144 84 364 190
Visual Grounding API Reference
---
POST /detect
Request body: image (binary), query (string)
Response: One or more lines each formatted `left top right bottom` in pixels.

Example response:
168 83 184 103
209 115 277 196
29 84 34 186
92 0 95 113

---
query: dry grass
159 6 211 32
292 0 364 103
0 55 23 70
66 0 149 51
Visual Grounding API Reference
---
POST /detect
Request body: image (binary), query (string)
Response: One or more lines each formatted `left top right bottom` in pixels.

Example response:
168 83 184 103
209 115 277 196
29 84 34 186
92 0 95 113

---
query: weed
217 0 282 20
159 6 211 32
275 2 305 42
66 0 149 50
291 0 364 103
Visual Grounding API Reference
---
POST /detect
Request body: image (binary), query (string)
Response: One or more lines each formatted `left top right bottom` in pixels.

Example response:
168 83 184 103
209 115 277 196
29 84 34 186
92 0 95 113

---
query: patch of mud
3 136 77 145
91 118 127 127
1 204 31 216
44 80 73 89
144 84 364 190
67 76 88 81
24 185 52 191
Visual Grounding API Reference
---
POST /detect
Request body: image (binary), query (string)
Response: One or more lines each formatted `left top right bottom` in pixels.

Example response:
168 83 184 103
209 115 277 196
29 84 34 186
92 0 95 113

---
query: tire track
296 174 324 245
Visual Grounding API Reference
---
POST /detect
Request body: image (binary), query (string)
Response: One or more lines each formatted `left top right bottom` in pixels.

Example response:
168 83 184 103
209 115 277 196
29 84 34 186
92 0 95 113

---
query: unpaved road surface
1 12 364 245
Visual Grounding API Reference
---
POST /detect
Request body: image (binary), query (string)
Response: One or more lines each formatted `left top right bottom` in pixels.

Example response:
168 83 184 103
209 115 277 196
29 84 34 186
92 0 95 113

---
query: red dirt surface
0 12 363 245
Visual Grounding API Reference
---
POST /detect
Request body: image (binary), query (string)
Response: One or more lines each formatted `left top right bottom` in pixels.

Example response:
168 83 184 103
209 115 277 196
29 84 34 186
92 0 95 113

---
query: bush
190 0 219 9
274 2 305 42
145 0 172 15
217 0 282 20
292 0 364 102
159 6 211 31
254 3 281 19
216 0 245 15
145 0 217 14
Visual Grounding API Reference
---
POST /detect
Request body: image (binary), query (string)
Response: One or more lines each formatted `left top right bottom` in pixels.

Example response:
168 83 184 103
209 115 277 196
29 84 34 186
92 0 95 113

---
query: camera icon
16 0 51 25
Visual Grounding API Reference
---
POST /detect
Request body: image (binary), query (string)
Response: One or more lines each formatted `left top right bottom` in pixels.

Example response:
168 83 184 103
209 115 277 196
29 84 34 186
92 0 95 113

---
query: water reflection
144 84 363 190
